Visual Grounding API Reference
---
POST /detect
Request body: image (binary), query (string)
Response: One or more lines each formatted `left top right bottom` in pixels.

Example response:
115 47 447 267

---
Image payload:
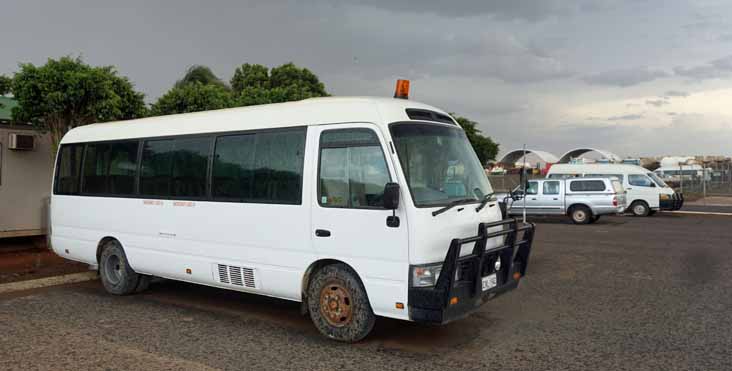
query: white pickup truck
500 177 627 224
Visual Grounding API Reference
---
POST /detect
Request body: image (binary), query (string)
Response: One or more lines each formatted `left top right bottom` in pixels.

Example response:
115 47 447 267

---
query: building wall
0 125 53 237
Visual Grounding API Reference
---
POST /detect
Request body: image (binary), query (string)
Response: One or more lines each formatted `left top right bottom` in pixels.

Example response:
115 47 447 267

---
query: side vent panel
216 264 257 289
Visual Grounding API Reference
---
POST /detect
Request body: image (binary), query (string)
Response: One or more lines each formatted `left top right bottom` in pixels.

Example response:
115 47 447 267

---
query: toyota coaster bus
50 88 535 342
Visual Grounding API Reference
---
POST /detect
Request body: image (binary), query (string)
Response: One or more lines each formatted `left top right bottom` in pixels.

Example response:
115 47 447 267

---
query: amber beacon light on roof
394 79 410 99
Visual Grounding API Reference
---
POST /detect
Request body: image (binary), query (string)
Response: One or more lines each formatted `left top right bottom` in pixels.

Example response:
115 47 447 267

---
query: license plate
482 274 497 291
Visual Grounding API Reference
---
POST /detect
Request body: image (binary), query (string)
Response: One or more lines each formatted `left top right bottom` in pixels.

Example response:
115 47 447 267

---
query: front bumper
408 218 535 324
660 192 684 211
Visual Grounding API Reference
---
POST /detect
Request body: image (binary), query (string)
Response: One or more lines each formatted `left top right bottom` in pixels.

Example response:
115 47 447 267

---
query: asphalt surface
2 213 731 370
678 204 732 214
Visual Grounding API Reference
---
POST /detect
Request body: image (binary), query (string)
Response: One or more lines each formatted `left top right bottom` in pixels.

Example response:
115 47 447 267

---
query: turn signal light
449 297 459 305
395 302 404 309
394 79 410 99
513 272 522 280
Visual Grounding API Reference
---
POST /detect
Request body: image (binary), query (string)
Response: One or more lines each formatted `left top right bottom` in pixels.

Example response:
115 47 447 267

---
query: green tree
454 115 500 166
150 82 234 116
11 56 147 151
0 75 10 95
230 62 328 106
175 65 228 89
230 63 270 91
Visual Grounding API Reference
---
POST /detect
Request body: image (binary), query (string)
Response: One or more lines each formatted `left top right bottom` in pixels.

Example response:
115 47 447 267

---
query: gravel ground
1 213 731 371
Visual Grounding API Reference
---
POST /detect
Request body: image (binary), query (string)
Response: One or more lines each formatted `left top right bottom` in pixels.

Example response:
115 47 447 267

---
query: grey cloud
583 67 668 87
674 55 732 81
352 0 615 21
646 99 669 107
664 90 689 97
608 114 643 121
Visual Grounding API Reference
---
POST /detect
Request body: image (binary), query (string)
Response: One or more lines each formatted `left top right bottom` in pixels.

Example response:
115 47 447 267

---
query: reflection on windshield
390 123 493 207
647 172 668 188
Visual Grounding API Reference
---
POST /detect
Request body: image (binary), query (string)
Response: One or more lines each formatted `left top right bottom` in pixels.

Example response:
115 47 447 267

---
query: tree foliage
0 75 10 96
11 56 147 150
453 115 500 166
175 65 227 89
150 82 234 116
230 62 328 106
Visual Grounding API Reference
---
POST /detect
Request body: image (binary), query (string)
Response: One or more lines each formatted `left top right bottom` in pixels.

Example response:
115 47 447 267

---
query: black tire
307 264 375 342
630 201 650 217
99 240 143 295
569 205 592 224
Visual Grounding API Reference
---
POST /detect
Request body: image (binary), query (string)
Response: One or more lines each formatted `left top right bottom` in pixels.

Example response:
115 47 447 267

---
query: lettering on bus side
143 200 164 206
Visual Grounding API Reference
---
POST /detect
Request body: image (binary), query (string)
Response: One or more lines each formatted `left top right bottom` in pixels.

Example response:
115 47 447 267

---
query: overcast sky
3 0 732 158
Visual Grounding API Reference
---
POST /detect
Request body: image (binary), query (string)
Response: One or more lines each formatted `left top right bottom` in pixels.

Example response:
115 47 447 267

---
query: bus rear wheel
99 240 147 295
307 264 375 342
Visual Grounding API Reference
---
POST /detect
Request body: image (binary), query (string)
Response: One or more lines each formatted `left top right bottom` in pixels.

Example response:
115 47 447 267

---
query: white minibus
546 163 683 216
51 94 535 342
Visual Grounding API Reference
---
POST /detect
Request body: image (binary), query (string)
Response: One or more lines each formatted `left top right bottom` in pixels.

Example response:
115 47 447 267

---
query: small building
0 97 54 238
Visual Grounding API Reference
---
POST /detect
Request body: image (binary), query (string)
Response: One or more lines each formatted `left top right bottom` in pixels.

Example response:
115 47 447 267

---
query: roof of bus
547 163 650 174
60 96 454 144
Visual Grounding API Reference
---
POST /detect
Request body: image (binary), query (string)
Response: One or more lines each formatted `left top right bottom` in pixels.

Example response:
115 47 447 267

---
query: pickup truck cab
503 177 626 224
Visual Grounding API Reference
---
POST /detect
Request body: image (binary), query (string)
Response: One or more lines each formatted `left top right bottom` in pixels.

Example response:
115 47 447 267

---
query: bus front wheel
307 263 375 342
99 240 149 295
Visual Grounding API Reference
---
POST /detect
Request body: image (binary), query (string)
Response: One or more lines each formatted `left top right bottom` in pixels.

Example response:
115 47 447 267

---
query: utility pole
678 161 683 194
521 144 527 224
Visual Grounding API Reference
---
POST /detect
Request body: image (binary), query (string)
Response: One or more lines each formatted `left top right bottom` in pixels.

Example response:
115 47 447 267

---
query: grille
216 264 256 289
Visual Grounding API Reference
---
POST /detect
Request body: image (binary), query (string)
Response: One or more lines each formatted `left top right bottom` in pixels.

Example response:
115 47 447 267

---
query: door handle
530 197 537 200
315 229 331 237
553 198 558 200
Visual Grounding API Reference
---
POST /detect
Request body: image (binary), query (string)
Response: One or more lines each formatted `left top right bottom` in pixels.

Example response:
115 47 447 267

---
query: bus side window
140 137 211 198
211 128 305 204
55 144 84 195
318 128 390 209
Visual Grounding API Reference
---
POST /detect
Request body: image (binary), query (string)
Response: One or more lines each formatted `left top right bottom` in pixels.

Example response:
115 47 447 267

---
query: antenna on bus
394 79 410 99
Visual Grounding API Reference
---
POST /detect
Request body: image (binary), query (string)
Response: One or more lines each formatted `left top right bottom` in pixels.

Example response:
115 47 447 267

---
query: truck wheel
570 206 592 224
307 264 375 342
99 240 143 295
630 201 650 217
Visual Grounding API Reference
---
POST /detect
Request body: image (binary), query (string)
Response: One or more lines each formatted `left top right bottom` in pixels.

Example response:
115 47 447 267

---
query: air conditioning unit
8 133 35 150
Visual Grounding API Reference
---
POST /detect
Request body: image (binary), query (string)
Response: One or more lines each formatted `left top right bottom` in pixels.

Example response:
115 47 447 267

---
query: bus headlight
411 264 443 287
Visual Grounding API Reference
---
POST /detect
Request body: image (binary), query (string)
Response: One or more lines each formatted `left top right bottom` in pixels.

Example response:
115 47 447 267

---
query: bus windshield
390 122 493 207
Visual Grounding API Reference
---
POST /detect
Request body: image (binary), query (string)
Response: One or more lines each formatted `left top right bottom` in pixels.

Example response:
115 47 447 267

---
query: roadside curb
667 210 732 216
0 271 98 295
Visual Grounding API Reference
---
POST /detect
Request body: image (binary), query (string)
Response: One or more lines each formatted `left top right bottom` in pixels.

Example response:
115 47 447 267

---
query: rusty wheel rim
319 282 353 327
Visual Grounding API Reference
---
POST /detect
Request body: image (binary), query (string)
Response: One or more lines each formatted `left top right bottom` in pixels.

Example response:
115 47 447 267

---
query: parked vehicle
546 164 682 216
501 177 626 224
50 91 535 342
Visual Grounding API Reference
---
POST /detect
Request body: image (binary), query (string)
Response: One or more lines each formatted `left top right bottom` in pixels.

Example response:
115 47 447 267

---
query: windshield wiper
432 198 477 217
475 193 496 213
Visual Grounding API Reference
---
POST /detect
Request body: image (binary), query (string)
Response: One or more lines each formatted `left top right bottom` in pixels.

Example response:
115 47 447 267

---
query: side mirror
383 183 400 210
511 190 524 201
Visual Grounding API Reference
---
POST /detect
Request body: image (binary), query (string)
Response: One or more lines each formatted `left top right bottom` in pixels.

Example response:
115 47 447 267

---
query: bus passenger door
309 124 409 319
